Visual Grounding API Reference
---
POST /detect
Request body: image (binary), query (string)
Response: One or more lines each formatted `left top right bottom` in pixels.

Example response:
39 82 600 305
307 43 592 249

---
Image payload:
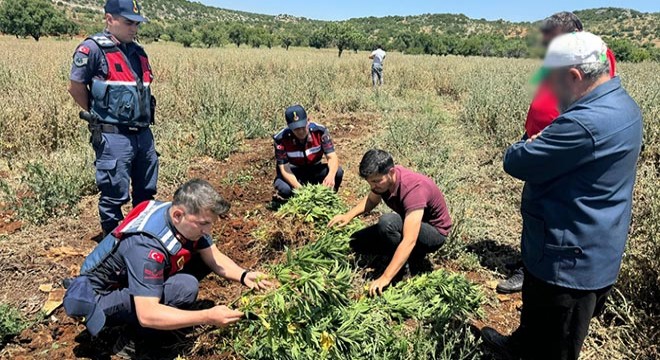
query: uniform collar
164 209 190 246
102 30 121 46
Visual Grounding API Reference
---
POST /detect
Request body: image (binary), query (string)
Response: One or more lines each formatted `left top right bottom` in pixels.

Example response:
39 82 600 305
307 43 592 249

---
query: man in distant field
272 104 344 202
68 0 158 239
496 11 618 294
64 179 273 357
329 150 451 297
481 32 642 360
369 45 387 88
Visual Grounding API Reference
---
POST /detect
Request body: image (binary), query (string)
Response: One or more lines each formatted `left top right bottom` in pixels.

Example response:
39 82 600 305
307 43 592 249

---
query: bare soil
0 112 521 359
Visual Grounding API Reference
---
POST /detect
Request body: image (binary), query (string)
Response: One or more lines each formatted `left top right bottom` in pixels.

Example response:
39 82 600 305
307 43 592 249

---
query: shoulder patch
74 56 89 67
147 250 165 264
143 262 164 284
78 45 90 55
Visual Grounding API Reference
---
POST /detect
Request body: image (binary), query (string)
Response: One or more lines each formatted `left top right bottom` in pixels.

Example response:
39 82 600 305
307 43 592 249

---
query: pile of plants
225 185 483 359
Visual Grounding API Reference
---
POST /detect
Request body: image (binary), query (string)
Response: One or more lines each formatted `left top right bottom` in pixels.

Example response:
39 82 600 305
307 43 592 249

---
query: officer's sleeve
321 128 336 155
70 40 101 85
123 237 167 298
274 138 289 165
503 116 595 184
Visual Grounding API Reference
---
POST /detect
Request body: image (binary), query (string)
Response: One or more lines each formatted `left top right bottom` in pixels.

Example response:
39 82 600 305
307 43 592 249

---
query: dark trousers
274 164 344 199
511 269 612 360
93 128 159 234
98 255 211 332
350 213 446 261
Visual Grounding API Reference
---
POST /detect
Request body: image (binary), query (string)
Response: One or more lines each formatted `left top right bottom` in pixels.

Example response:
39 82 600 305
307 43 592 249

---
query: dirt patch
0 209 21 236
2 116 524 358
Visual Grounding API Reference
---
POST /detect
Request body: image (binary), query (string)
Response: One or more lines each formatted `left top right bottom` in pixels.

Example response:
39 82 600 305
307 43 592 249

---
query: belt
100 123 147 134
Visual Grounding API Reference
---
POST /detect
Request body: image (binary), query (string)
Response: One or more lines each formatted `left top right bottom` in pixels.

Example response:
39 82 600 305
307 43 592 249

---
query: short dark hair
173 179 230 216
376 44 383 49
359 149 395 178
540 11 583 34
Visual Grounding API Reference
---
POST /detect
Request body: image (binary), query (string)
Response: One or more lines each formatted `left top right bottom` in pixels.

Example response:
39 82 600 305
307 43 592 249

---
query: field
0 35 658 359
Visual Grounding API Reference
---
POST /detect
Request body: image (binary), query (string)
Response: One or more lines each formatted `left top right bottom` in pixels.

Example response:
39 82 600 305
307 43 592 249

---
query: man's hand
205 305 244 327
243 271 274 291
322 175 336 189
328 213 352 228
369 276 391 297
526 131 543 143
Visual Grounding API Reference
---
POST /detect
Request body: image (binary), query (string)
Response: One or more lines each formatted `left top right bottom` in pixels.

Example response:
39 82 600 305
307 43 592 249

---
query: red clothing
274 123 335 167
525 49 617 137
382 166 452 236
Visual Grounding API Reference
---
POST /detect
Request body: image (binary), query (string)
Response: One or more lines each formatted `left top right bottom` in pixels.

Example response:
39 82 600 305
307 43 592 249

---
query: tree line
1 0 658 62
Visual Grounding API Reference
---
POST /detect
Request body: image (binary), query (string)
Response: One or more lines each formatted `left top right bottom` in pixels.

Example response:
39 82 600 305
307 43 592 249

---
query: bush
0 303 27 344
1 151 96 225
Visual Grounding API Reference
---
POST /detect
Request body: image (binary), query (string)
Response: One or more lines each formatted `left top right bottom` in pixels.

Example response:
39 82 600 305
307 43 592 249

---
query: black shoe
113 333 137 359
496 268 524 294
481 327 520 360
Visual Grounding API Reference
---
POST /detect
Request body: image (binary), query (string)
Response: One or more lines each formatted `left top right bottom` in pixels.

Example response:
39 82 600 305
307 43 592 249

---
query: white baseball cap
533 32 608 83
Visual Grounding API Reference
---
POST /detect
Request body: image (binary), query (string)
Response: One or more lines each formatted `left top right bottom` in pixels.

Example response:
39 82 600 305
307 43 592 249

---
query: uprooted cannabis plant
226 185 483 359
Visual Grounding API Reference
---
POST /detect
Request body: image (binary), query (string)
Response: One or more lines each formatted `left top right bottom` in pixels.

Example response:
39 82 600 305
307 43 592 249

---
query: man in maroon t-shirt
497 11 618 295
329 150 452 296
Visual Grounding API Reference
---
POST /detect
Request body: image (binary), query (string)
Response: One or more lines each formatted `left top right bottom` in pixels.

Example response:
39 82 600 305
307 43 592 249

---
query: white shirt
371 49 386 66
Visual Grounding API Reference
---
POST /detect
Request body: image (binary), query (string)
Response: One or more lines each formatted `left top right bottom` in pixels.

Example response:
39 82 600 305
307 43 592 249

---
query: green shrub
1 152 95 225
0 303 27 343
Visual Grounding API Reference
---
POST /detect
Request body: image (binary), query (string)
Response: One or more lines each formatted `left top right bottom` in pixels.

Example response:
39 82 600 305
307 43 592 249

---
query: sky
201 0 658 22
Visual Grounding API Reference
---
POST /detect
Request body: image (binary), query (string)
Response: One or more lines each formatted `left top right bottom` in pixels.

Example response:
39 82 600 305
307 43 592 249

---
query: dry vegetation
0 35 658 358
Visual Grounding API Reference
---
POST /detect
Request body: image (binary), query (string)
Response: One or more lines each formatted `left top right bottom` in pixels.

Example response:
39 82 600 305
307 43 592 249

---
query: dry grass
0 35 658 358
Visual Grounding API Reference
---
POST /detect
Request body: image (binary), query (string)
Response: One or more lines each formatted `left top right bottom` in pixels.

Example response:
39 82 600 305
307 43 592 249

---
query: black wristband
240 270 250 286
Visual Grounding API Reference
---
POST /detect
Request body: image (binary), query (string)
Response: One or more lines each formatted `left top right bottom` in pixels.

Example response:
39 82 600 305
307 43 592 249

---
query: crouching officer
273 105 344 201
64 179 273 354
68 0 159 237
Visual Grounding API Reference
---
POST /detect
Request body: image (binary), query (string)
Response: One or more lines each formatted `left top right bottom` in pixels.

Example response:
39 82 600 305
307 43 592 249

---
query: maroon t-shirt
382 166 452 236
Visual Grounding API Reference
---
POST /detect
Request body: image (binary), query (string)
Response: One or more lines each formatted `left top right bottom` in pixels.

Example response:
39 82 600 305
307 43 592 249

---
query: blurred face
547 67 583 113
541 28 563 48
170 205 217 242
106 14 140 43
292 124 309 141
365 168 396 195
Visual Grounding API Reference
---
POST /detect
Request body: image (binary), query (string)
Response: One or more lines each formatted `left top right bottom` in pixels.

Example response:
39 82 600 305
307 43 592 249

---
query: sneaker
496 267 524 294
112 333 137 359
481 327 520 360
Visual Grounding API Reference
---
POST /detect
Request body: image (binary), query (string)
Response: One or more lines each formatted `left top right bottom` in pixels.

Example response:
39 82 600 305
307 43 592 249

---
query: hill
0 1 652 61
54 1 658 46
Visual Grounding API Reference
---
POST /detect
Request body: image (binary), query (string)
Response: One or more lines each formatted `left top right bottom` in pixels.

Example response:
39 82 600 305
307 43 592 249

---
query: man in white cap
481 32 643 360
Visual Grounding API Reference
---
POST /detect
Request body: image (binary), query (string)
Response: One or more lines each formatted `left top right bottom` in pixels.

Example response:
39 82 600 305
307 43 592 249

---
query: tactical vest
88 33 154 128
81 201 204 282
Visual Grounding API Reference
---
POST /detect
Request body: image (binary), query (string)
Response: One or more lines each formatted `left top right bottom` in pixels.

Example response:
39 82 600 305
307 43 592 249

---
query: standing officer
64 179 273 356
273 104 344 201
69 0 158 237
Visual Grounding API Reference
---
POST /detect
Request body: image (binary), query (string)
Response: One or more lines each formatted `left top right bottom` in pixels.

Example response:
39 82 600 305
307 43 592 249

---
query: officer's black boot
481 327 521 360
496 267 524 294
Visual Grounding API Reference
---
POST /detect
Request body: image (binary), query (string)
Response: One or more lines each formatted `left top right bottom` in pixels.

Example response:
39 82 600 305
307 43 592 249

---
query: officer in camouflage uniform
69 0 158 237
